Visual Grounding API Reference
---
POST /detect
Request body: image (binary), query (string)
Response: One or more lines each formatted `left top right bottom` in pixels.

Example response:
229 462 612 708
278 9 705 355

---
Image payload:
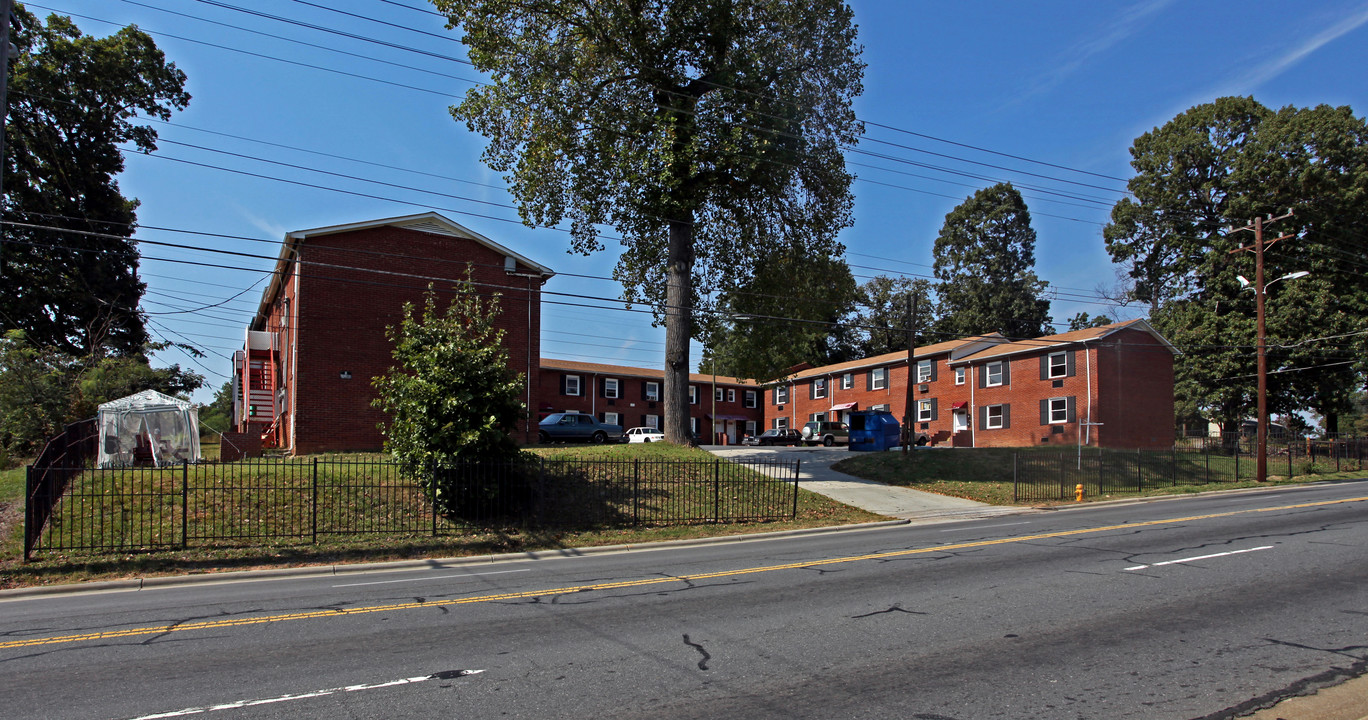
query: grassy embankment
0 440 881 589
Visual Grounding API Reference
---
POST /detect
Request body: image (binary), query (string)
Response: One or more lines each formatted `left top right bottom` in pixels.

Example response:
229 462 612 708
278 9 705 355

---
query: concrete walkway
704 445 1031 522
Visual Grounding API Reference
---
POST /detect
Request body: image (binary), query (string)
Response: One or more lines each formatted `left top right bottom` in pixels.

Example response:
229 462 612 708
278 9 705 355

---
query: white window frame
986 362 1005 387
604 378 619 399
727 388 736 403
955 367 966 386
841 373 853 390
645 414 660 429
715 387 725 402
871 367 887 390
645 381 659 401
810 412 827 422
603 411 620 426
1049 397 1069 424
744 390 757 408
745 420 757 437
986 404 1005 429
813 377 827 399
565 374 581 396
871 404 890 412
690 416 699 434
1048 352 1068 379
917 399 933 422
774 417 789 430
917 359 932 383
776 385 790 404
689 385 698 405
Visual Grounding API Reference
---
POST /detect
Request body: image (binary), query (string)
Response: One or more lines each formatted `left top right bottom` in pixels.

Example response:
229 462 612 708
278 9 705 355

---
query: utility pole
1229 211 1295 483
901 292 918 458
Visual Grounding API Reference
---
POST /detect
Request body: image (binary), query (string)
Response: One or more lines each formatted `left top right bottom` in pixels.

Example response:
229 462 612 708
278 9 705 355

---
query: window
774 417 789 430
689 385 698 405
871 404 889 412
810 412 827 422
715 387 725 402
744 390 757 408
564 374 581 396
604 378 619 399
746 420 757 437
917 359 932 383
1049 398 1068 424
917 399 933 422
776 385 790 404
841 373 853 390
1047 352 1068 379
986 404 1006 429
986 361 1006 387
645 381 659 401
646 414 660 429
690 417 699 434
813 377 827 399
955 367 965 385
870 367 887 390
603 411 620 426
727 389 736 403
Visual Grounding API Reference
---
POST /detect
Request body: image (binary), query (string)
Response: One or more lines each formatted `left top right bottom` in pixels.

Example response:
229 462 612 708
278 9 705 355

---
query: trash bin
847 410 901 452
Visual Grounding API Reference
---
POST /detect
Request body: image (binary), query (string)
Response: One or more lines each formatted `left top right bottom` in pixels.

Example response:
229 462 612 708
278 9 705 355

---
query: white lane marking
1124 545 1274 571
332 568 529 587
128 671 484 719
939 522 1031 532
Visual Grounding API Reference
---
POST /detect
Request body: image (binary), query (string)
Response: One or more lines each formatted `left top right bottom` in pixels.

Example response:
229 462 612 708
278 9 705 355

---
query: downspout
1084 341 1093 447
288 261 299 455
969 363 976 448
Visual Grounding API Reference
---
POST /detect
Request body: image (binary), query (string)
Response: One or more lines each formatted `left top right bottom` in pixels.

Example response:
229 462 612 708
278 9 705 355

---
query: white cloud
1219 2 1368 95
1014 0 1178 104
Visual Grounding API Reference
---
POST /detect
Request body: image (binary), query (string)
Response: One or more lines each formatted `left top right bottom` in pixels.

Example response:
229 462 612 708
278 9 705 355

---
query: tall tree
433 0 864 444
0 4 189 357
933 183 1052 339
1104 98 1368 432
853 275 935 357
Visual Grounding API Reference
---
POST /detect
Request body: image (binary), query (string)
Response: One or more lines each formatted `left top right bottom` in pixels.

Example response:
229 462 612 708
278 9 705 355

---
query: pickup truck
537 412 625 444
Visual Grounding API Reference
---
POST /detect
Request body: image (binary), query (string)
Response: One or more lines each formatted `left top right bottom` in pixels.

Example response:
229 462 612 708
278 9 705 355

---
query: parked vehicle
742 428 802 446
625 426 665 443
801 421 849 447
538 413 625 444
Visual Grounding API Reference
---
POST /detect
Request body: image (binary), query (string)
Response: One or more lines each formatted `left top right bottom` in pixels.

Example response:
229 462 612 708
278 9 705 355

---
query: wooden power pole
901 292 917 458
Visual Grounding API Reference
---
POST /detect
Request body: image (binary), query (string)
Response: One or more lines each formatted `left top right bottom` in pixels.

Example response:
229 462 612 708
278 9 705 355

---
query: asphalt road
2 481 1366 720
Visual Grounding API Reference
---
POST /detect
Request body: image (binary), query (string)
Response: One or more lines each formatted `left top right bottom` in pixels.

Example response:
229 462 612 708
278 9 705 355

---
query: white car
625 427 665 443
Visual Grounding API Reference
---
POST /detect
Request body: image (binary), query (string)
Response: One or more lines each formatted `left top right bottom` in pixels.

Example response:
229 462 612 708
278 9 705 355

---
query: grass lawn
0 442 882 589
833 447 1366 506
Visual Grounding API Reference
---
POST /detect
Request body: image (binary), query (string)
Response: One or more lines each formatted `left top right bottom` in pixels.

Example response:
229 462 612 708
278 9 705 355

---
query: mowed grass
0 442 882 589
833 446 1367 506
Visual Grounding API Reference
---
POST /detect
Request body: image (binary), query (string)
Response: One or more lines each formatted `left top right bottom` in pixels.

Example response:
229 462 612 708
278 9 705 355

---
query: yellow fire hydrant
1075 484 1085 502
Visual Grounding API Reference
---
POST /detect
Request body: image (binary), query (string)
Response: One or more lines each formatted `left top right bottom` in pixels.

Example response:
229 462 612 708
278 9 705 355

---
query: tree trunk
663 215 695 445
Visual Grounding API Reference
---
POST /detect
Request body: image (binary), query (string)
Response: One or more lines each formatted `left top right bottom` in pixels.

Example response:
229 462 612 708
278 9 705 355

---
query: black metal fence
1014 434 1367 502
23 418 98 561
23 456 801 560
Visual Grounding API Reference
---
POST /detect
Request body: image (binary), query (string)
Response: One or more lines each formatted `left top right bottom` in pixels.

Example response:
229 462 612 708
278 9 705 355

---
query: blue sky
34 0 1368 403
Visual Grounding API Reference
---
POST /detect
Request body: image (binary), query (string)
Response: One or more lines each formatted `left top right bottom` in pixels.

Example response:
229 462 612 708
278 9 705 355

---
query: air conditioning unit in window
918 384 929 393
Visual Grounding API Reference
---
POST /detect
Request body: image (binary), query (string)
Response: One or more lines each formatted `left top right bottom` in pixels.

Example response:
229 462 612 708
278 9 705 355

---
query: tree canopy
933 183 1052 340
434 0 865 443
852 275 935 357
1104 97 1368 432
1 5 189 358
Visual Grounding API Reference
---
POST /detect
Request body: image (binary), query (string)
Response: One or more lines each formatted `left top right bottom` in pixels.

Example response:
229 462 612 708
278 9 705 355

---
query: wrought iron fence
1014 435 1366 502
23 456 801 560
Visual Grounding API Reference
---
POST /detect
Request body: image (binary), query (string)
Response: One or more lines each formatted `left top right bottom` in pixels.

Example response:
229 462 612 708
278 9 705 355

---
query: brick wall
1094 328 1175 449
273 226 542 454
536 367 764 441
217 431 261 462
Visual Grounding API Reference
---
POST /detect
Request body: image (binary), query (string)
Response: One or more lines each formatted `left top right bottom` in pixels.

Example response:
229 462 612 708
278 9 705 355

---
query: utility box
847 410 901 452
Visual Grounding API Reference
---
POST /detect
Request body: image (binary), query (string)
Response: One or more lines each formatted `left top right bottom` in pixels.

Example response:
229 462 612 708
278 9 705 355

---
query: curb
0 519 909 601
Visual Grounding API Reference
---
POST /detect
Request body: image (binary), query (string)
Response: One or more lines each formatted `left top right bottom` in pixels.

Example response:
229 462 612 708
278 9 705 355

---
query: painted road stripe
126 670 484 719
940 521 1031 532
332 568 530 588
1124 545 1275 571
3 494 1363 652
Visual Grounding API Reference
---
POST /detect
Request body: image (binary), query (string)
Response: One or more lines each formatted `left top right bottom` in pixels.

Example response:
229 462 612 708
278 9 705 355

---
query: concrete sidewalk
704 445 1032 522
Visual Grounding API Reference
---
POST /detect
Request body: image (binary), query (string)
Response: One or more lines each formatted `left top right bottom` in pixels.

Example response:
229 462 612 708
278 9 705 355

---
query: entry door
953 409 969 432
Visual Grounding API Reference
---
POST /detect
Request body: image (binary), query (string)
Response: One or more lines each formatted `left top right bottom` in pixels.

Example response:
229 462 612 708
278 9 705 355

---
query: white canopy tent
97 390 200 467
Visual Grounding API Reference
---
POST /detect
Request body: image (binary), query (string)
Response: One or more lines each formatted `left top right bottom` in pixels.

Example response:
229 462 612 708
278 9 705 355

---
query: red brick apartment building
538 359 765 443
233 213 554 454
764 320 1176 449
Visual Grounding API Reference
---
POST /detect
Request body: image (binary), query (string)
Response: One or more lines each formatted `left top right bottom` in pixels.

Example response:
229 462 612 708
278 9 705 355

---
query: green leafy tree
433 0 864 443
372 281 526 484
197 381 235 436
699 248 859 382
853 275 935 357
1 4 190 357
933 183 1052 339
1066 312 1112 331
1104 97 1368 432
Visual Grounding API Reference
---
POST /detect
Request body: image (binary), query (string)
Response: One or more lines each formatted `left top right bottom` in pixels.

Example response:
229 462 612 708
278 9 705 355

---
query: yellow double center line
3 495 1363 651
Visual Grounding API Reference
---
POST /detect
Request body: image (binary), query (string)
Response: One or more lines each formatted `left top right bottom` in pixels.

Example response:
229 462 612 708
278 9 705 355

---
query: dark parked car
741 428 802 446
538 412 624 444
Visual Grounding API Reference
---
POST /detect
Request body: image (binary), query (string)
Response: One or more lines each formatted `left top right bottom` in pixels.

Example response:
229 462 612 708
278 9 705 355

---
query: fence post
181 460 189 549
1097 449 1104 496
792 459 801 519
713 460 721 523
633 458 640 525
1136 447 1142 494
1012 453 1018 502
1058 452 1066 502
23 465 32 562
1235 442 1240 482
312 458 319 544
1288 436 1294 479
1171 446 1177 487
1204 439 1210 484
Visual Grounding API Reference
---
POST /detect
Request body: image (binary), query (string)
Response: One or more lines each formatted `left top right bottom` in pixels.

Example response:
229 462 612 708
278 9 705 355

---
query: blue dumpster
847 410 901 452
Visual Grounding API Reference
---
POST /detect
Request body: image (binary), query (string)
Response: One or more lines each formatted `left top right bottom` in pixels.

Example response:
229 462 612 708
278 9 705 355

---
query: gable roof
252 212 554 327
781 334 1005 383
947 319 1178 364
